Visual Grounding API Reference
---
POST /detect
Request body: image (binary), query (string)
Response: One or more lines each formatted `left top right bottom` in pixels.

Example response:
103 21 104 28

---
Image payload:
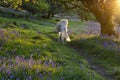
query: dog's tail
66 36 71 42
64 31 71 42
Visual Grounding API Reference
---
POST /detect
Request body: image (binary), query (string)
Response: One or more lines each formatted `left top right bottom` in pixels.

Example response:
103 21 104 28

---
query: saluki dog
56 19 71 44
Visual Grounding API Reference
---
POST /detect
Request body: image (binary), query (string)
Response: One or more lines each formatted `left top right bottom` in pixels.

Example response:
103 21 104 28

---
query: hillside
0 16 107 80
0 16 120 80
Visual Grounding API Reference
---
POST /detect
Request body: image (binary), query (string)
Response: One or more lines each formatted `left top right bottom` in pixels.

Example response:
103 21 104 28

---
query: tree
0 0 49 16
45 0 64 18
0 0 30 9
80 0 119 36
60 0 119 36
21 0 49 15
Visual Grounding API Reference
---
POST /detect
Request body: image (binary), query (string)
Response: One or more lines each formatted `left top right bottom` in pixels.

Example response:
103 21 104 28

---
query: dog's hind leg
61 31 65 44
58 32 61 42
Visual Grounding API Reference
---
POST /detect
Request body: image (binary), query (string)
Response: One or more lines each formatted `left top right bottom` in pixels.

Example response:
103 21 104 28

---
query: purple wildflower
103 42 108 48
0 67 3 71
10 75 14 79
1 78 5 80
16 78 20 80
39 73 43 79
6 70 12 75
28 76 32 80
51 61 56 67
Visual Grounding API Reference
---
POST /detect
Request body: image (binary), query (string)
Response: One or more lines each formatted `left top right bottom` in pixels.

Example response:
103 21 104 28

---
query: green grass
0 16 106 80
70 36 120 80
69 20 86 34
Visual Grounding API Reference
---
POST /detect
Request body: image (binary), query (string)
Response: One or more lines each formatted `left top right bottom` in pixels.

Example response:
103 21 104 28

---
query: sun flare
114 0 120 14
118 0 120 3
117 0 120 6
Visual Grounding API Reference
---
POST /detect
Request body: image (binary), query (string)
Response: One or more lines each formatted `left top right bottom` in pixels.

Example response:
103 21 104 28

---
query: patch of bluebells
87 23 120 51
0 29 21 45
0 55 57 79
97 37 120 51
16 78 20 80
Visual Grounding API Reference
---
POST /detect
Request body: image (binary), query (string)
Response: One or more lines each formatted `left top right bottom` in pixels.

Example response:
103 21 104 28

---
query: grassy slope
0 17 105 80
70 28 120 80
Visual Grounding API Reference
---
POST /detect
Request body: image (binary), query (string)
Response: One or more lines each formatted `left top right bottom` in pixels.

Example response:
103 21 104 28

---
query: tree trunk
80 0 118 36
100 17 116 36
100 23 116 36
91 9 117 36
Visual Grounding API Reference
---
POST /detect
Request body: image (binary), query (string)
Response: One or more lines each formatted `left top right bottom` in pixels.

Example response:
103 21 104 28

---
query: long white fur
56 19 70 44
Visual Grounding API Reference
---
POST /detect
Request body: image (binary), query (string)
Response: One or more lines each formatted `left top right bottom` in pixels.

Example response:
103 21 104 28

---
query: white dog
56 19 71 44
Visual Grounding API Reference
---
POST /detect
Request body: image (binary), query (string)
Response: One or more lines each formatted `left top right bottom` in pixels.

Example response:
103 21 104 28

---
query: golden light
118 0 120 3
115 0 120 14
117 0 120 6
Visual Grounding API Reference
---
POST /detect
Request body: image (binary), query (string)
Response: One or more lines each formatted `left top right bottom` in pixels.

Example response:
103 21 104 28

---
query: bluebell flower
28 76 32 80
1 78 5 80
10 75 14 79
16 78 20 80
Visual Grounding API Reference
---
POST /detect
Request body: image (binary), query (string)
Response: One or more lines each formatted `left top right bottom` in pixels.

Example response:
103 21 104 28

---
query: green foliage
0 0 49 18
22 0 49 14
0 0 29 9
